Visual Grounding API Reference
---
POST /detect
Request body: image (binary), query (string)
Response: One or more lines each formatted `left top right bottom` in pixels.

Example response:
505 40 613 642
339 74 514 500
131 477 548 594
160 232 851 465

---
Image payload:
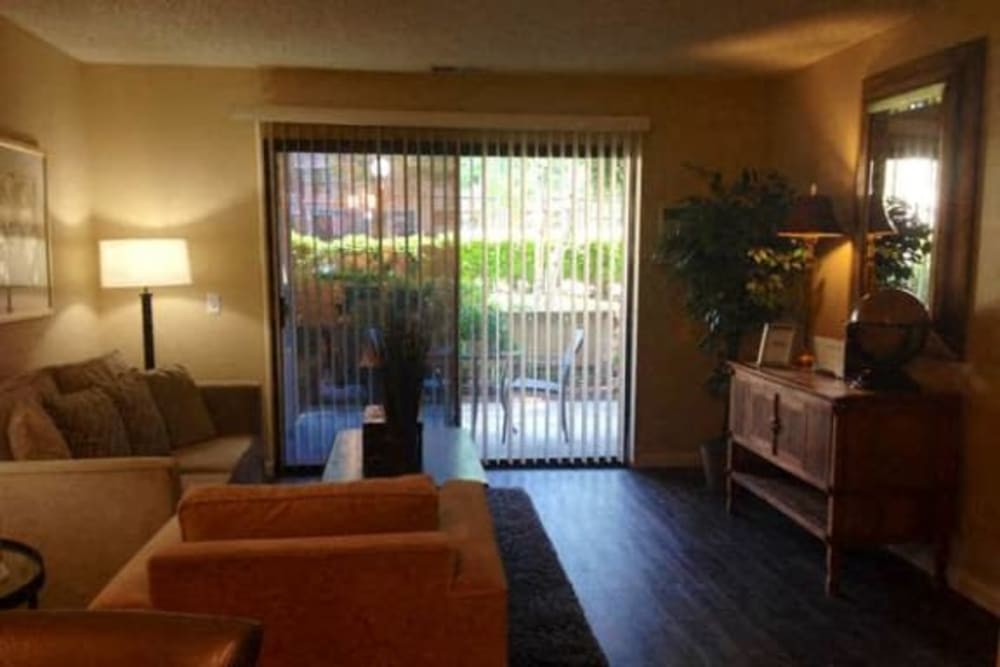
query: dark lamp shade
779 195 843 238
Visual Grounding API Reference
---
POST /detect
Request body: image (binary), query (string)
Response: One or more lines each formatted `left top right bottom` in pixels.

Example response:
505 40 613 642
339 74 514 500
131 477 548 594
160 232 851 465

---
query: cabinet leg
725 439 734 514
825 544 841 596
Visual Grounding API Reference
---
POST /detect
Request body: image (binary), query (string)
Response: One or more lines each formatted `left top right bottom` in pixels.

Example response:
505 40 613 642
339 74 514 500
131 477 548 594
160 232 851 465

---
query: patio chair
501 329 585 444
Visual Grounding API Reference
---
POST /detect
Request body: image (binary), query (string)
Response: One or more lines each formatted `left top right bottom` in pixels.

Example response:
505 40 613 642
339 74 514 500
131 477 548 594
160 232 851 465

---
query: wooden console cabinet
726 362 961 595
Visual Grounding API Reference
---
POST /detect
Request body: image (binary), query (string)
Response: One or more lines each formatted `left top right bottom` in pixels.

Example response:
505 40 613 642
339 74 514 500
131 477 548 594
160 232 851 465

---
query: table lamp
779 184 844 366
99 238 192 370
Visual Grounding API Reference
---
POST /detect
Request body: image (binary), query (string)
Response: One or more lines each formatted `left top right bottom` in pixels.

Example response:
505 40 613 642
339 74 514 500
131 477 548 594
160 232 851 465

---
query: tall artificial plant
656 166 807 398
379 316 431 432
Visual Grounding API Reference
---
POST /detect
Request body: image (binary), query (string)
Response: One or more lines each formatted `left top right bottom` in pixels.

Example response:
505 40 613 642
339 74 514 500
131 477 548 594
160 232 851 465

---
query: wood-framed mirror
854 38 986 357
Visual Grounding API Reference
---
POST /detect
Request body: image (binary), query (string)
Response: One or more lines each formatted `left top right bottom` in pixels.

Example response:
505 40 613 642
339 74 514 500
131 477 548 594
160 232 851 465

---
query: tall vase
382 375 423 474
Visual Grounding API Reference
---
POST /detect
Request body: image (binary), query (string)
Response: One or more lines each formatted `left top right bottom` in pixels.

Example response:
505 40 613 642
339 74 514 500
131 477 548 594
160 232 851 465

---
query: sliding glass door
263 124 640 470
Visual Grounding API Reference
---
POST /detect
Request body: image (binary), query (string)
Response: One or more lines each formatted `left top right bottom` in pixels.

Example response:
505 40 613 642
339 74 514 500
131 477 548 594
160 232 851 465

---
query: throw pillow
178 474 439 542
45 388 130 459
144 365 216 448
0 371 60 461
99 369 171 456
51 351 126 393
7 400 72 461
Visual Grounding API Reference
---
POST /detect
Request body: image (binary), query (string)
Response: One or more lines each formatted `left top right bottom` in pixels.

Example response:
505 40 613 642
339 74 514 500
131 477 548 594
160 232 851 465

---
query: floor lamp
99 238 192 370
779 185 844 366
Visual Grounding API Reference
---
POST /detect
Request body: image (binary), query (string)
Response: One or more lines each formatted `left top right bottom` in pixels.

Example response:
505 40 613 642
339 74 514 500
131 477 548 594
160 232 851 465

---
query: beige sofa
0 355 265 608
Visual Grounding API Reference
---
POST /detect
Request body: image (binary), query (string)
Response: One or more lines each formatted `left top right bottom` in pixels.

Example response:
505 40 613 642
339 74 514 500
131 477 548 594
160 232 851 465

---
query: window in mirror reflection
867 83 943 306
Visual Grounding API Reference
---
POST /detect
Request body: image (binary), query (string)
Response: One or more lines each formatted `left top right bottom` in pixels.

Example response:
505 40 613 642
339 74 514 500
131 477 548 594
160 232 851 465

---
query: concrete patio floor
285 397 622 467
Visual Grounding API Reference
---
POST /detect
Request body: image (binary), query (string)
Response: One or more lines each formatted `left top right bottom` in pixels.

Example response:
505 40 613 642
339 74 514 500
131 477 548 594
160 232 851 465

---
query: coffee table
0 539 45 609
322 426 486 485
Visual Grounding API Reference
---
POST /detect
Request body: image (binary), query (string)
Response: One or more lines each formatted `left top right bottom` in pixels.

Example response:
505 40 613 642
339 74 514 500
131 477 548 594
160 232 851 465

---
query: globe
847 288 930 389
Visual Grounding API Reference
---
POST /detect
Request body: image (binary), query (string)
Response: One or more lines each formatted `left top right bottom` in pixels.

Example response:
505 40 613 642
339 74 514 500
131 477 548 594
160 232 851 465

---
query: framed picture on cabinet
756 323 796 367
0 139 52 323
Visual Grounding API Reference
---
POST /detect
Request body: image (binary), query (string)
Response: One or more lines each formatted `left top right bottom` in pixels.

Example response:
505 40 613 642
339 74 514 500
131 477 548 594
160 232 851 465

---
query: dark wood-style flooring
487 468 998 667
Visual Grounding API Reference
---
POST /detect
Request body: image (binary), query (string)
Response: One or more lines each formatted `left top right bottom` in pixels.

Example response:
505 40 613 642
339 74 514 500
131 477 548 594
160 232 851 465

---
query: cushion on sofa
51 351 129 393
0 371 59 461
45 388 131 459
99 370 170 456
144 366 216 448
7 400 72 461
178 474 439 542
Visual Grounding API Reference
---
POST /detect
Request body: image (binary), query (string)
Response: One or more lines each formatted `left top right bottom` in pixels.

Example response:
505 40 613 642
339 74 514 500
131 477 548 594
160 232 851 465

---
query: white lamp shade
99 238 192 288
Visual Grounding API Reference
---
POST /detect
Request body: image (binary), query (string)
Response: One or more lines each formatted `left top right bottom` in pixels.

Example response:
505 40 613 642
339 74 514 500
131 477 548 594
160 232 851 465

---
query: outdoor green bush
290 230 620 354
291 230 623 291
459 281 511 350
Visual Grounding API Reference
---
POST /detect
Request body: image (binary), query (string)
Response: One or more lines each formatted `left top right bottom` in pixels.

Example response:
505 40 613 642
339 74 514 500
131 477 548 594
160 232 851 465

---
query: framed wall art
0 139 52 323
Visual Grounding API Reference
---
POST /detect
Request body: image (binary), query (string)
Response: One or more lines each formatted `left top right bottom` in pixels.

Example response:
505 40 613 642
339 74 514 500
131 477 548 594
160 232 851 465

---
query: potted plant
656 166 806 490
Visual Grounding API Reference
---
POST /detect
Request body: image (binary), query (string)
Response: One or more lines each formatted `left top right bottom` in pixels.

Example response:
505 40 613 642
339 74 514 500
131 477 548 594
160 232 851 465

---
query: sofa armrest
439 481 508 595
149 533 457 664
0 457 181 608
198 383 262 437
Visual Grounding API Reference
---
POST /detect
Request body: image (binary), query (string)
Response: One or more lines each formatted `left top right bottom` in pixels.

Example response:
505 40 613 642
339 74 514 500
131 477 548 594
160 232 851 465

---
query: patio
286 397 622 467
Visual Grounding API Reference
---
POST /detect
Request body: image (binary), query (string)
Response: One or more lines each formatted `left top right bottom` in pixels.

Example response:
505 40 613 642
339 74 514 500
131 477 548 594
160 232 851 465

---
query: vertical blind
262 121 642 467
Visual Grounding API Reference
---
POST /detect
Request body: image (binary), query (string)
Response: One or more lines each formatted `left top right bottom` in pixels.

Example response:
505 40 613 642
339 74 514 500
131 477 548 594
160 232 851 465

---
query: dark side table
0 539 45 609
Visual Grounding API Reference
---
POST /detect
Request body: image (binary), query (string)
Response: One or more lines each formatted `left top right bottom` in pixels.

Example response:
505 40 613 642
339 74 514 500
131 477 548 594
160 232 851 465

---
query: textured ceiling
0 0 925 74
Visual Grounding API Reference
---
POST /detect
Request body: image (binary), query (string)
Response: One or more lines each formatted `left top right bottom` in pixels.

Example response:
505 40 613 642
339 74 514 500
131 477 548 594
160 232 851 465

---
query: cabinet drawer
729 371 831 487
774 390 831 486
729 374 774 456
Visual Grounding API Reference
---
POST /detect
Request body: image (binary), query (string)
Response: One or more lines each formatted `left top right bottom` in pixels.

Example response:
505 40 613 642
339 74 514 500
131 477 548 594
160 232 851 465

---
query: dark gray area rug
488 487 608 667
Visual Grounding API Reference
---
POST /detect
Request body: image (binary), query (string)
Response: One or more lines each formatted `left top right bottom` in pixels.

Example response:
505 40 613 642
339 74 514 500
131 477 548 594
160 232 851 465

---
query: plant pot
700 437 728 494
363 410 423 477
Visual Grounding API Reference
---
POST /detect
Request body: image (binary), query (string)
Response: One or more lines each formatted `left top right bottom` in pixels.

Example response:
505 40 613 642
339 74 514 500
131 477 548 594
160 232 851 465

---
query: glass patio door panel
264 124 459 468
458 132 639 464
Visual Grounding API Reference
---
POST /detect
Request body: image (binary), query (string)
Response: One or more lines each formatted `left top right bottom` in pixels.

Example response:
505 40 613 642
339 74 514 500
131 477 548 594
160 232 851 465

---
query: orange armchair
0 610 261 667
92 475 507 667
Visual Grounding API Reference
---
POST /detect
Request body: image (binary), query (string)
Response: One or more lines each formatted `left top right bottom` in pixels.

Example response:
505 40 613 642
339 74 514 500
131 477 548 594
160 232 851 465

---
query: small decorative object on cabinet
755 323 796 367
726 361 960 595
845 288 931 391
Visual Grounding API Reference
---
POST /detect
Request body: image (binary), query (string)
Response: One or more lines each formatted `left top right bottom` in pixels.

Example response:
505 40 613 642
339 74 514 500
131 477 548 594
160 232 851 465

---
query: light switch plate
206 292 222 316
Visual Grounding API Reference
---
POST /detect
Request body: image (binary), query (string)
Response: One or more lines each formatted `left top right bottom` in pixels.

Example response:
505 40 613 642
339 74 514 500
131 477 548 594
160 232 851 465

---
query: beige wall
83 65 776 467
769 0 1000 614
0 19 100 376
85 67 266 382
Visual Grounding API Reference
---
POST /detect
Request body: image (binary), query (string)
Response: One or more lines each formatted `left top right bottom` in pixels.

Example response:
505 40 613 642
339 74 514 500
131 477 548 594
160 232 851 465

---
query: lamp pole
140 288 155 370
799 237 819 367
